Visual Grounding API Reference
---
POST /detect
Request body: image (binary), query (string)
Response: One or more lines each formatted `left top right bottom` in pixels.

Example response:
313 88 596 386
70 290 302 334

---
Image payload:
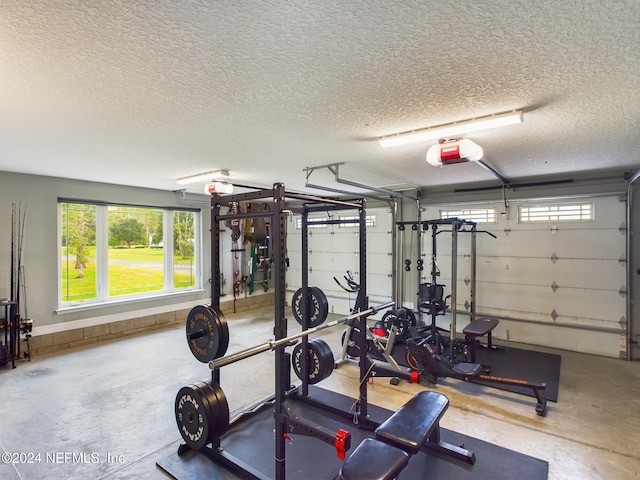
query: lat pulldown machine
398 218 547 415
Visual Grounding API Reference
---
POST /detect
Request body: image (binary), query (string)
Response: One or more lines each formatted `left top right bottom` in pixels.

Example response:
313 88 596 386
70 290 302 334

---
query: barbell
208 301 395 371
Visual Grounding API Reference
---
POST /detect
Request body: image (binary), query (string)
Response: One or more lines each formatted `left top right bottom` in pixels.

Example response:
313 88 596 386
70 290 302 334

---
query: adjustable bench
338 438 409 480
375 390 448 454
462 317 499 363
338 391 475 479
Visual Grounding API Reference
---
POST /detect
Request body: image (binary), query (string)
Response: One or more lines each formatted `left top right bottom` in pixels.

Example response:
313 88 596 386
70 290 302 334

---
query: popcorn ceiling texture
0 1 639 193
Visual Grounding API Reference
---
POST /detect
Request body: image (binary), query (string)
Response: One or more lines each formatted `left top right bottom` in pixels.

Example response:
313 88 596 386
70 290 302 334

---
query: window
518 203 594 223
294 216 329 229
59 201 200 306
440 208 496 223
338 214 377 228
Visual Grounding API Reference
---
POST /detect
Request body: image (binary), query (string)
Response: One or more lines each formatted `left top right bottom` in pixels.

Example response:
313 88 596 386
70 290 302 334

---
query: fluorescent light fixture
176 169 230 185
378 110 523 148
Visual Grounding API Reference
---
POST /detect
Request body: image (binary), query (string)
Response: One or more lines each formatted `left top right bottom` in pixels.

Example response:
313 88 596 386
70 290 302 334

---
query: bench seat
338 438 409 480
375 391 448 454
463 317 499 362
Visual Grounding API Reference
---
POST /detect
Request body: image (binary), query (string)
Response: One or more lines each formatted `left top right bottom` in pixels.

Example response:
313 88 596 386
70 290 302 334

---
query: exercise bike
334 271 414 385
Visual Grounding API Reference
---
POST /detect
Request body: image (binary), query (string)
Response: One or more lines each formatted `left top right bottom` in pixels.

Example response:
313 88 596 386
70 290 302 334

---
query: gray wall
0 172 212 329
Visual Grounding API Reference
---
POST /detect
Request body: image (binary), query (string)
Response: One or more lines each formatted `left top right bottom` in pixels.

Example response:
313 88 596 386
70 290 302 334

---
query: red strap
335 429 349 460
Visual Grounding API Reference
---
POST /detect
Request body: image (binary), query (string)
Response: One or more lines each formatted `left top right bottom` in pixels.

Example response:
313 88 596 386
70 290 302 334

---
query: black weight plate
210 306 229 359
175 384 213 450
292 286 329 327
382 308 417 340
316 338 335 380
186 305 229 363
198 380 230 440
313 338 334 381
292 338 334 384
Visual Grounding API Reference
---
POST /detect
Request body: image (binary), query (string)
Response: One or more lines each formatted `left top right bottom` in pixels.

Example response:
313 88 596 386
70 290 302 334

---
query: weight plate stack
292 286 329 327
292 338 334 384
175 381 229 450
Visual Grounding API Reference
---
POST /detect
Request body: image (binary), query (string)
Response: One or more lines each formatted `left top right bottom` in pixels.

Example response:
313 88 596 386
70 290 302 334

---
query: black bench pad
375 391 449 454
463 317 499 337
338 438 409 480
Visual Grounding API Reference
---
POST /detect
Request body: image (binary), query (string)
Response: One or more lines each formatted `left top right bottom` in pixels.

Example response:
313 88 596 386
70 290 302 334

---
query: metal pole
211 195 221 309
450 222 458 359
626 170 640 361
358 200 369 420
416 194 422 314
301 206 310 396
272 183 287 480
471 226 477 322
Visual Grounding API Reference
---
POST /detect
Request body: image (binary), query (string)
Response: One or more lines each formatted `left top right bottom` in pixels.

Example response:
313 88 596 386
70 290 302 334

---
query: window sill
56 289 207 315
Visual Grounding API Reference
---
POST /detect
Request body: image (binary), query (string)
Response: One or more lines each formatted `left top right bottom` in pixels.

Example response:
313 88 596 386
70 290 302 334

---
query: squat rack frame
207 183 383 479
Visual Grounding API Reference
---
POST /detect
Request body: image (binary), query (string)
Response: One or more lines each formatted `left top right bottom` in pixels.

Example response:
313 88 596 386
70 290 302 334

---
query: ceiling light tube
378 110 523 148
176 169 230 185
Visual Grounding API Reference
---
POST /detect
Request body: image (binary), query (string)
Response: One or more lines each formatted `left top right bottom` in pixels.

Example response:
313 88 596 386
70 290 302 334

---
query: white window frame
294 216 329 229
58 201 202 309
518 202 594 223
439 208 497 223
338 214 377 228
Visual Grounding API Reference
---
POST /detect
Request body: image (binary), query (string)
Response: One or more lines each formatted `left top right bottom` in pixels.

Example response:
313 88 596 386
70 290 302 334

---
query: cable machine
396 218 497 358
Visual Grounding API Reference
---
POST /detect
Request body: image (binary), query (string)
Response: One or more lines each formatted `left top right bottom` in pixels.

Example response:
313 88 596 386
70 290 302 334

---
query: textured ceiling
1 1 639 196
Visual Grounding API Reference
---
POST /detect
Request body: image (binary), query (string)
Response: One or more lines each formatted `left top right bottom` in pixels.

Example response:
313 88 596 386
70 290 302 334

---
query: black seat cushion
338 438 409 480
375 391 448 454
418 283 448 316
463 318 499 337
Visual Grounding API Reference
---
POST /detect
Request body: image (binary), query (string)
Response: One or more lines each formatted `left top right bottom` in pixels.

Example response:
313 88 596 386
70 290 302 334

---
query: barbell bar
208 301 395 371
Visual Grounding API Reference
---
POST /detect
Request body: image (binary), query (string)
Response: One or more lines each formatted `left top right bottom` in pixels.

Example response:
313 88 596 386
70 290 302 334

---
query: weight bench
337 438 409 480
338 391 475 480
462 317 499 363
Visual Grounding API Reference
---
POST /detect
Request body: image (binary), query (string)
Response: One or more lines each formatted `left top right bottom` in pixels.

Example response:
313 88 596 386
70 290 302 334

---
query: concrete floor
1 306 639 480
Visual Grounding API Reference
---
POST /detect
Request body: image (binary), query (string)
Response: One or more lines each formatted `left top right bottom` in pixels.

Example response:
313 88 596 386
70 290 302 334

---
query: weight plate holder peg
174 380 229 450
186 305 230 363
291 338 334 384
292 286 329 328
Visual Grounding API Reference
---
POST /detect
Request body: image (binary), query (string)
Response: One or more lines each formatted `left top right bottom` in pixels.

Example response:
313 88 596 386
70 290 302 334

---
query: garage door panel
476 281 624 324
476 257 625 290
481 229 624 259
